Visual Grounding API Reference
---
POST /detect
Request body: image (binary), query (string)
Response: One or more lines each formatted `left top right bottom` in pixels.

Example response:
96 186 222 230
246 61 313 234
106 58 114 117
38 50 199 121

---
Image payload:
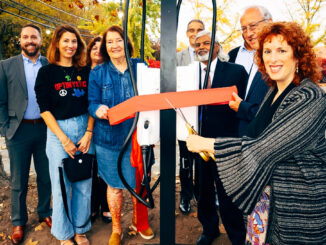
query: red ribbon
107 86 237 125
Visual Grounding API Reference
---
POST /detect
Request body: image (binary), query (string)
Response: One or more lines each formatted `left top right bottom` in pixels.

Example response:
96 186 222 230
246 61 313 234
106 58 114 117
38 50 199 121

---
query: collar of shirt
188 46 195 62
22 53 42 64
200 57 217 87
239 44 254 53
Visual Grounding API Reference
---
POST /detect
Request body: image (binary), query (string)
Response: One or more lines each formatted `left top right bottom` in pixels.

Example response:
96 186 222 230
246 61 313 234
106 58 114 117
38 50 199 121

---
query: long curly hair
255 22 320 87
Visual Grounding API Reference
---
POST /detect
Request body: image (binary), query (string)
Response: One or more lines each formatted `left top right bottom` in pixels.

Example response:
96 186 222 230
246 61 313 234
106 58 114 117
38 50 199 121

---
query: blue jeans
46 114 94 240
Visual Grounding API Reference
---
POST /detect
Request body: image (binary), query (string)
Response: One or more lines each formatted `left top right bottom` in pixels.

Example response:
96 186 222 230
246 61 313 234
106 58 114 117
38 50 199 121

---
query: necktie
203 67 212 89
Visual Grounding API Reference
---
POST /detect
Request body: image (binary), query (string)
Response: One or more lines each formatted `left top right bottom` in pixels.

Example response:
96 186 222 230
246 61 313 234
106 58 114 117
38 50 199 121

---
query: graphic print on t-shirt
54 73 87 98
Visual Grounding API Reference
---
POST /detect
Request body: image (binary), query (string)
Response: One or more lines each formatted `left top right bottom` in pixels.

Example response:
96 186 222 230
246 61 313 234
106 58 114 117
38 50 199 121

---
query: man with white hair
194 30 248 245
228 6 272 137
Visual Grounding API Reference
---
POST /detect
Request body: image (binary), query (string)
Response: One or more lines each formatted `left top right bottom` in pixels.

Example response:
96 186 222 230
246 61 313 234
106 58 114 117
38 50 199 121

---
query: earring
296 67 299 73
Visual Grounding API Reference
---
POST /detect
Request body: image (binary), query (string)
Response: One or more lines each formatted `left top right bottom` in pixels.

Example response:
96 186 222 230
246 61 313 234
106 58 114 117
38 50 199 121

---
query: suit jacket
228 46 240 63
177 47 192 66
201 60 248 138
237 71 269 136
0 54 48 139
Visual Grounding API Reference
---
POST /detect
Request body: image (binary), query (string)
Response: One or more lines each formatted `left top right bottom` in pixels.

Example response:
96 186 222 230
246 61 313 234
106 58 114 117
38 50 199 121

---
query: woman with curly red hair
186 22 326 244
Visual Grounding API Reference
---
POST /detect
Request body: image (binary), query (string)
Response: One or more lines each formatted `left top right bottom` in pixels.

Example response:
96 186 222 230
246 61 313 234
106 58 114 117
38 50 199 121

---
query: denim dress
88 59 141 189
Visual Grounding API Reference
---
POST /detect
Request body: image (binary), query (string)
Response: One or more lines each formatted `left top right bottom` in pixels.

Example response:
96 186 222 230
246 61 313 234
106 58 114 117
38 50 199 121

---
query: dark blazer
201 60 248 138
0 54 48 139
228 46 240 63
237 71 269 136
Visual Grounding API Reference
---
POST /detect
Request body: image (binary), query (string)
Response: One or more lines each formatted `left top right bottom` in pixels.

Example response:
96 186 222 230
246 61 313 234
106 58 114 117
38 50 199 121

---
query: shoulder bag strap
59 166 91 228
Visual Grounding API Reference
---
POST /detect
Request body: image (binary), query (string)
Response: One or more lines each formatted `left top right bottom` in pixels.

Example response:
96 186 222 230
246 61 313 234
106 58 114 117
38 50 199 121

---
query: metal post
160 1 177 244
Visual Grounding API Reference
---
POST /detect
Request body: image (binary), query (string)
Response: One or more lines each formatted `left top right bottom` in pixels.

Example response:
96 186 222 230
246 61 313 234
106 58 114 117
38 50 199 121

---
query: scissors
165 98 216 162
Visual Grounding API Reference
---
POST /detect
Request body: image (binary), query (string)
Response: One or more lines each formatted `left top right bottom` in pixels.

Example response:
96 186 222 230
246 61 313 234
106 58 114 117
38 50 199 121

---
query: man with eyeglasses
194 30 248 245
228 6 272 137
176 19 205 215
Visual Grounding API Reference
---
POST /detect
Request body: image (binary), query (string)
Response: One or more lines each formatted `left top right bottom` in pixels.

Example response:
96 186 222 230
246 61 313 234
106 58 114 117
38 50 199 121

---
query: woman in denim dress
88 26 154 245
35 25 94 245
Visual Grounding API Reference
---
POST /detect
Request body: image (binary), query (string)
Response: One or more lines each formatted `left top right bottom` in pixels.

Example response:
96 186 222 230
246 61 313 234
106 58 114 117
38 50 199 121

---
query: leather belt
22 118 44 124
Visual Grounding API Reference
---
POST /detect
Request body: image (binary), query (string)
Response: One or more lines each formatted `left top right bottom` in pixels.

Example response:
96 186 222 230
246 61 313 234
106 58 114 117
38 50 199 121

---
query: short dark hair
100 25 134 62
47 24 86 68
86 36 102 66
21 23 42 36
187 19 205 31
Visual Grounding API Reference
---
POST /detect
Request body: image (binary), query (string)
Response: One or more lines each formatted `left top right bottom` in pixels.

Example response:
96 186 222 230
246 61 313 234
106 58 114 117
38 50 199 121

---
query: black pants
198 158 246 245
178 140 199 201
91 159 109 214
6 122 52 226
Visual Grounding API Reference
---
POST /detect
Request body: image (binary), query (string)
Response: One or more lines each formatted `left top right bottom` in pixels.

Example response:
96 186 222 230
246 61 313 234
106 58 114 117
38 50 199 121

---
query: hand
229 92 242 112
77 132 92 154
96 105 109 120
186 135 215 154
62 139 77 159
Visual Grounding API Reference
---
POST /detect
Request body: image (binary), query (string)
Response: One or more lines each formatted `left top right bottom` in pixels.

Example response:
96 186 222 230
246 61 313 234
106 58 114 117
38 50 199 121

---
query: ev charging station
119 1 217 244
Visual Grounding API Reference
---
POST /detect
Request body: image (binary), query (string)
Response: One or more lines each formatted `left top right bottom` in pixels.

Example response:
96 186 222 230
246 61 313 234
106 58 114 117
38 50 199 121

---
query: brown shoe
60 239 75 245
74 233 90 245
11 225 25 244
108 232 123 245
39 216 52 228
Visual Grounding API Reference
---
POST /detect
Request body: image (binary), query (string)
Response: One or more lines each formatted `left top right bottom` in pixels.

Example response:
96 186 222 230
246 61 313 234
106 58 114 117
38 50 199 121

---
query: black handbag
62 153 94 182
58 153 94 228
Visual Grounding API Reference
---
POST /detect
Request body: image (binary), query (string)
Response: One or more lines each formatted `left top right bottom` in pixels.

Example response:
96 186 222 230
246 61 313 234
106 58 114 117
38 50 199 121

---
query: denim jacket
88 58 141 150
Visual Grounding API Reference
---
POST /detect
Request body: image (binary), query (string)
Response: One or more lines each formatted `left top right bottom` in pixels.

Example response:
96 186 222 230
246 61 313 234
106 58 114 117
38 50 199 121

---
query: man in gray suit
177 19 205 66
0 24 52 244
176 19 204 214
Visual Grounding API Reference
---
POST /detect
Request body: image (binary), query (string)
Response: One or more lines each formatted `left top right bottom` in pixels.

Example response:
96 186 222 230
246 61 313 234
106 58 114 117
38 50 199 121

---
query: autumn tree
0 0 100 59
180 0 240 52
285 0 326 45
80 0 161 60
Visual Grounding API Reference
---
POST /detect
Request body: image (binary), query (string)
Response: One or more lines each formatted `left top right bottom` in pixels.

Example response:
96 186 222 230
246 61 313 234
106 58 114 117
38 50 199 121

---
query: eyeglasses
241 19 266 33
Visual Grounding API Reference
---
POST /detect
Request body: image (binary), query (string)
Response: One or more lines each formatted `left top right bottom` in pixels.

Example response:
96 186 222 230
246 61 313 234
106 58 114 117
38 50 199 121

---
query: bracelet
62 138 70 147
86 130 93 133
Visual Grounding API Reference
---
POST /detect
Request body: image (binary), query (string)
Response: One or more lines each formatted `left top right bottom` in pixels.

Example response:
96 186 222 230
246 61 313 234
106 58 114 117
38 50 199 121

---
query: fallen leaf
189 211 197 218
25 239 39 245
35 222 47 231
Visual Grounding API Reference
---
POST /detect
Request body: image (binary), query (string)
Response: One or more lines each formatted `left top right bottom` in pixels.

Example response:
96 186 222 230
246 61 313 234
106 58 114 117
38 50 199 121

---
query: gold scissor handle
185 123 216 162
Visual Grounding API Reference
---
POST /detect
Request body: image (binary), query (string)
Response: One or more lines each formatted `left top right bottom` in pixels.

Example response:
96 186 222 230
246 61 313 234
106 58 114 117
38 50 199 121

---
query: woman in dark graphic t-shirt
35 25 94 245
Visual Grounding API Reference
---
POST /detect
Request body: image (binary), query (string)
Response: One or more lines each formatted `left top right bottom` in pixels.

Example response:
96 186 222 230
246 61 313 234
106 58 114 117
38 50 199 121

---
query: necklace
60 66 76 82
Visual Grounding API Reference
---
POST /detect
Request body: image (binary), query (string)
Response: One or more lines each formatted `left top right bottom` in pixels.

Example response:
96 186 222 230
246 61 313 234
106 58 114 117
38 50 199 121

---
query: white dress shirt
234 45 255 74
245 64 258 100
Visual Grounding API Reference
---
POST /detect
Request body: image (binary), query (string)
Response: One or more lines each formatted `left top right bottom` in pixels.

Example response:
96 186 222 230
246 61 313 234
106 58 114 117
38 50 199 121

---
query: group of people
1 3 326 245
0 23 153 245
